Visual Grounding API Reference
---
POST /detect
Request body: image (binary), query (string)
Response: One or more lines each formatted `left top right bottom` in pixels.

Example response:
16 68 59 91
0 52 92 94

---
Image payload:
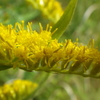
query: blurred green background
0 0 100 100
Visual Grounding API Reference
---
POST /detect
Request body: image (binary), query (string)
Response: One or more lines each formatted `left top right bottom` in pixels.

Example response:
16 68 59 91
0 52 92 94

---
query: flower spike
0 80 38 100
0 21 100 78
26 0 64 23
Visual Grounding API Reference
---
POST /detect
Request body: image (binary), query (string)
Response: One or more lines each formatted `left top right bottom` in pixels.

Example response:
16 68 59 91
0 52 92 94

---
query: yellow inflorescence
26 0 64 23
0 21 100 78
0 80 38 100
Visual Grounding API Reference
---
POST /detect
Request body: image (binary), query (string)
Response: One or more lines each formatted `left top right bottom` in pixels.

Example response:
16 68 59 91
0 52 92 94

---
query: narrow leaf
51 0 78 39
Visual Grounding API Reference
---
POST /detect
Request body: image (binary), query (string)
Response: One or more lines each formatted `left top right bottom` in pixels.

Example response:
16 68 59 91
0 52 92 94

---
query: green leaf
51 0 78 39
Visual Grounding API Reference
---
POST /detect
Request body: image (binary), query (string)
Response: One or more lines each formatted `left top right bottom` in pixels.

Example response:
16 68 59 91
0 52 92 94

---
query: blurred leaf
51 0 78 39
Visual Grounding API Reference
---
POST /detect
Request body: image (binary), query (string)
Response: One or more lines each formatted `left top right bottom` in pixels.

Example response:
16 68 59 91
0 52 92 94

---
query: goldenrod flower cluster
26 0 63 23
0 21 100 78
0 80 38 100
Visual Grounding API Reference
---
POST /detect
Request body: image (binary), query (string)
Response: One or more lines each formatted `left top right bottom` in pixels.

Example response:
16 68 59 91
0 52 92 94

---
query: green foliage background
0 0 100 100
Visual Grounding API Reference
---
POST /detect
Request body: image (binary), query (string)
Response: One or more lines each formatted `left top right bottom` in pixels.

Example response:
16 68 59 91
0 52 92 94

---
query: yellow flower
26 0 64 23
0 21 100 78
0 80 38 100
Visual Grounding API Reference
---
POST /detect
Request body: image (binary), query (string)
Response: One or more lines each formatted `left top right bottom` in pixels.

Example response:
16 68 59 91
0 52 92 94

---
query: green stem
0 63 12 71
24 73 50 100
